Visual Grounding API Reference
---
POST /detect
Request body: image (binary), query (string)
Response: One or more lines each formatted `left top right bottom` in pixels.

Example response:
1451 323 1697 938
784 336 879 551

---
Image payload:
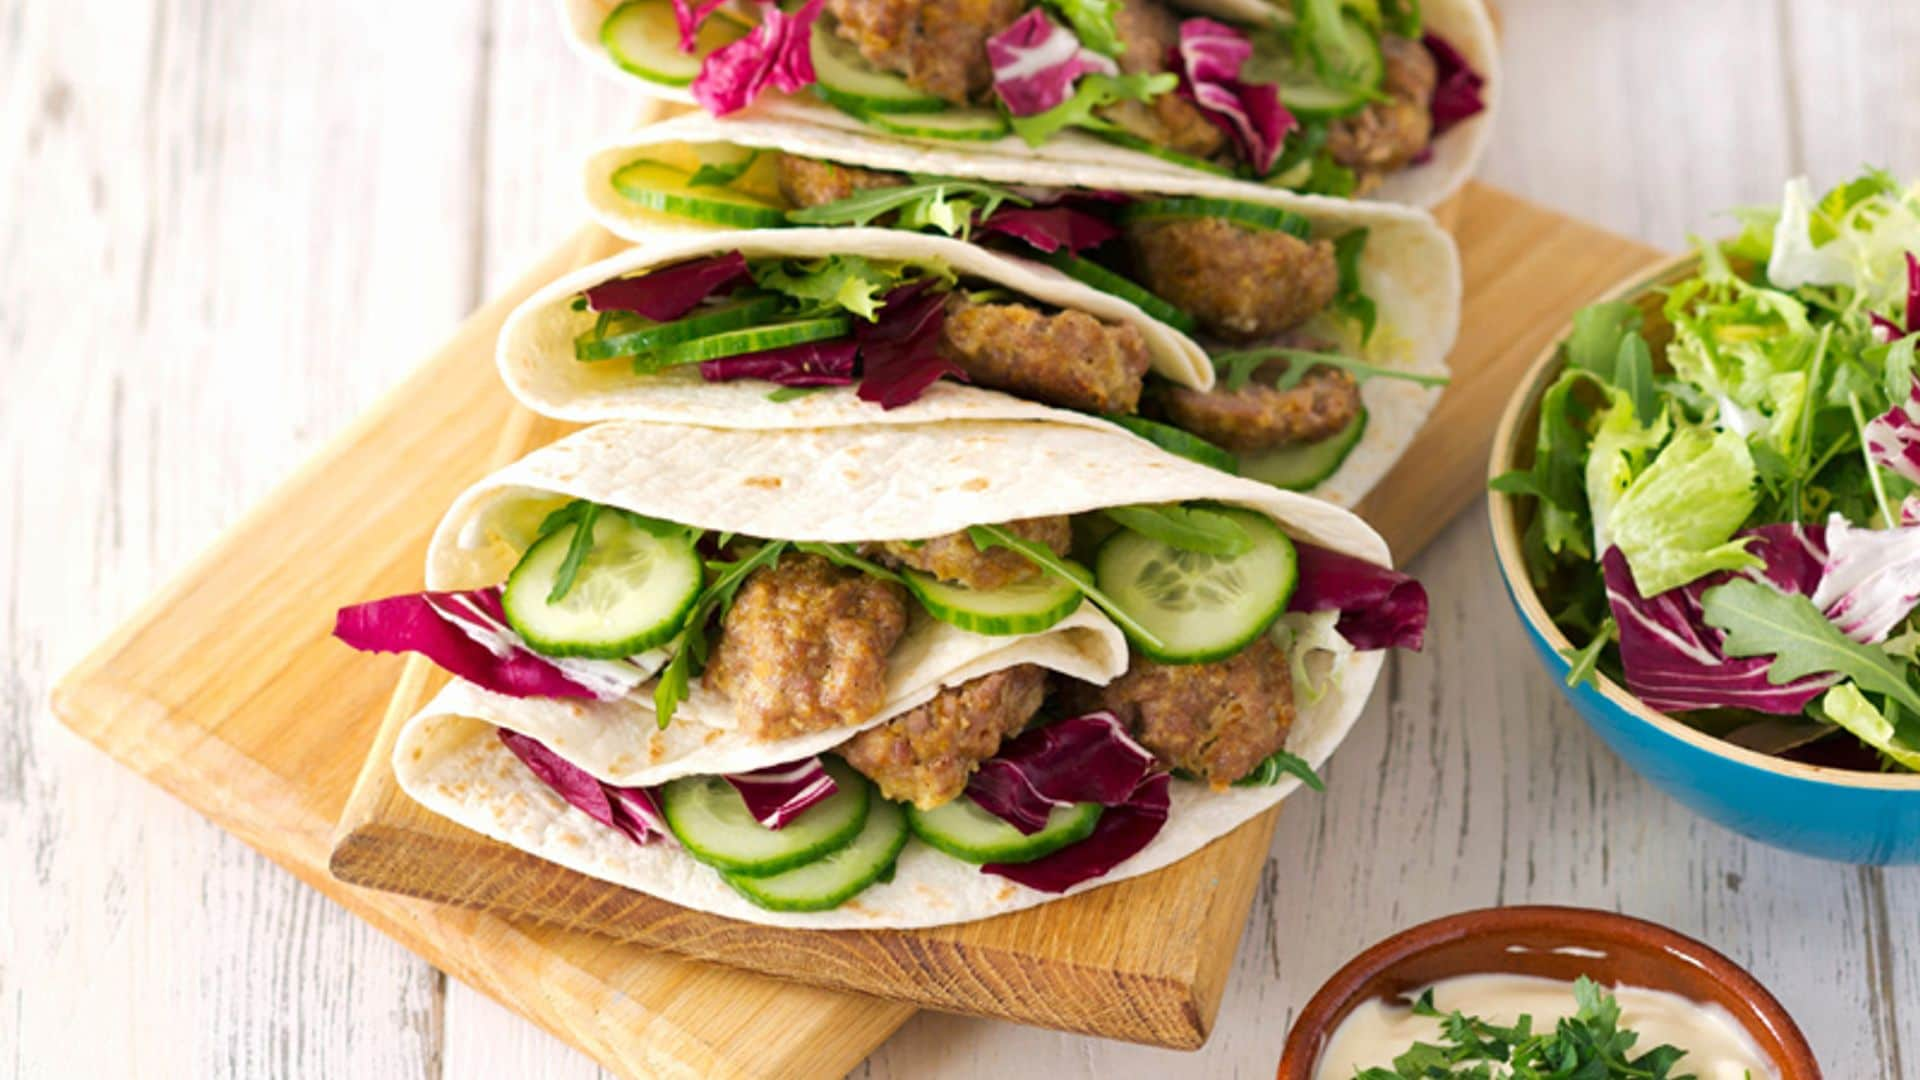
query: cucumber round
907 796 1101 864
1306 5 1385 94
1103 415 1239 475
901 562 1086 636
663 757 871 877
1036 251 1197 335
721 795 909 911
1120 198 1312 239
1095 506 1298 664
1090 129 1238 177
810 24 945 114
600 0 747 88
576 296 786 362
855 106 1012 142
502 512 703 659
1238 408 1368 491
608 159 790 228
634 316 853 372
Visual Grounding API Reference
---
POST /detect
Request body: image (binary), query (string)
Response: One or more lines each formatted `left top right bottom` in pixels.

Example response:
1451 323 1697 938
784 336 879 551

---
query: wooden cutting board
53 182 1658 1076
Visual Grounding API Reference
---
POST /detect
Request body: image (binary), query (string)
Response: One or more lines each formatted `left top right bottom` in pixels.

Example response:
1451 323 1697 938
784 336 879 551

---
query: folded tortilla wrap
394 419 1390 928
501 215 1455 508
557 0 1498 208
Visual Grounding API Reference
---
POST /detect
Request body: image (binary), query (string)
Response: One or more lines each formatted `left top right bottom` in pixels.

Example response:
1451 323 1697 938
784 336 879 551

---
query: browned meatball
1063 636 1294 788
1125 217 1339 341
776 153 906 209
704 553 910 740
1159 359 1362 453
1327 35 1438 190
839 665 1047 807
825 0 1026 104
1099 0 1229 160
938 296 1152 415
868 516 1072 590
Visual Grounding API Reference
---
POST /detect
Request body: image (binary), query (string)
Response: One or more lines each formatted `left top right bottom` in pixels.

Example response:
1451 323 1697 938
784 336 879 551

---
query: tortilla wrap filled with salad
558 0 1496 207
502 197 1455 506
337 419 1427 928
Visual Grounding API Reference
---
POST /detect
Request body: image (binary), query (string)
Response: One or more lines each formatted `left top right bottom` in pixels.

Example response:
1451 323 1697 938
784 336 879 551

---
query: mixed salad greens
1495 171 1920 772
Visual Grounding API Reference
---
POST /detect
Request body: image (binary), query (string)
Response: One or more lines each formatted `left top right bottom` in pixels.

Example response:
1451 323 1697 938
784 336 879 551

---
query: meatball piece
937 296 1152 415
1099 0 1229 160
704 553 910 740
1125 217 1339 341
1063 636 1294 788
825 0 1027 104
1159 359 1362 453
868 516 1073 590
839 665 1047 808
1327 35 1438 190
776 153 906 209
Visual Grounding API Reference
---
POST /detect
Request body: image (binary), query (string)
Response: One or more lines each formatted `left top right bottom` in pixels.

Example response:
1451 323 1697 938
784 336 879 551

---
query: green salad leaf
1209 346 1449 394
1819 683 1920 771
1008 73 1176 147
1701 578 1920 717
784 176 1027 238
1042 0 1122 55
751 255 912 321
1608 427 1760 596
1102 505 1252 556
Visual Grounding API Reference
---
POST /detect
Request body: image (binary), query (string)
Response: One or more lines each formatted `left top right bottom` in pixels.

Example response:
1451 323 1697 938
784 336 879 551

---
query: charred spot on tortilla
702 552 911 739
744 475 783 489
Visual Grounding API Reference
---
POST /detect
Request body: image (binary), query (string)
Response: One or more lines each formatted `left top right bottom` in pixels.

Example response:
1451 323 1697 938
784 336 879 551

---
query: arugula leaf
1043 0 1122 55
1209 346 1450 394
653 541 789 729
1702 577 1920 716
1560 616 1615 689
967 523 1167 652
1102 504 1252 556
1008 73 1175 147
546 503 602 603
792 541 903 583
1613 331 1658 423
1330 228 1377 343
687 151 759 187
751 255 908 321
1233 748 1324 790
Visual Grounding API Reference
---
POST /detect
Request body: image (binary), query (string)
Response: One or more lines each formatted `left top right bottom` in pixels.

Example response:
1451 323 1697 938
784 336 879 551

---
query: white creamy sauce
1314 973 1779 1080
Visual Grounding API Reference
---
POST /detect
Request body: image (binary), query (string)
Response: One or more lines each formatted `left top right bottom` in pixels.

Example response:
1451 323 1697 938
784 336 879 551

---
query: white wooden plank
0 0 482 1074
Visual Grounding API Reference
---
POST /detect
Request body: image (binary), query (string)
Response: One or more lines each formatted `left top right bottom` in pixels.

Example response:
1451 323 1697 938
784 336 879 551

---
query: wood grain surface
7 1 1920 1077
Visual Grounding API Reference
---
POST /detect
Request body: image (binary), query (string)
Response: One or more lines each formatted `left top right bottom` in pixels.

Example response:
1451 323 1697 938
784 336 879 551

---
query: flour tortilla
395 419 1391 928
503 212 1454 508
557 0 1498 208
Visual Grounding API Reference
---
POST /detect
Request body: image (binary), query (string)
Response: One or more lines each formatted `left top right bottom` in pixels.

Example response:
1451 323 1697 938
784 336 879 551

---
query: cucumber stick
1095 506 1298 664
663 757 871 877
634 316 852 372
907 796 1101 864
502 512 702 659
576 296 786 362
722 796 909 911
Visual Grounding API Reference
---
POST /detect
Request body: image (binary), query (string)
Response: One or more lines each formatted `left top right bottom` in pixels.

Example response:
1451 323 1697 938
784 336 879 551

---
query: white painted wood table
5 1 1918 1075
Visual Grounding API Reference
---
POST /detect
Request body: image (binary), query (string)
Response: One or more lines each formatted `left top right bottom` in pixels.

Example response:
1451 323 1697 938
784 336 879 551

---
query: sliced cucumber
1036 251 1197 335
720 794 907 911
1238 408 1368 491
810 24 945 114
503 511 703 659
634 316 853 372
1120 197 1312 239
1090 129 1238 177
576 296 786 362
1246 39 1372 118
1095 506 1298 664
1103 414 1239 475
600 0 747 88
902 562 1087 636
907 796 1101 864
608 159 790 228
855 106 1012 142
663 757 871 877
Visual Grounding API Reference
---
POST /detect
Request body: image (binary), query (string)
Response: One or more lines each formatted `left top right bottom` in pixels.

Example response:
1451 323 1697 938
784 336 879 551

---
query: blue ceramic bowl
1488 254 1920 864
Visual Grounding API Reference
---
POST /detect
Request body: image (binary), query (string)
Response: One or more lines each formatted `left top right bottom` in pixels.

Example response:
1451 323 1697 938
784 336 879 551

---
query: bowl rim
1486 250 1920 793
1276 904 1820 1080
